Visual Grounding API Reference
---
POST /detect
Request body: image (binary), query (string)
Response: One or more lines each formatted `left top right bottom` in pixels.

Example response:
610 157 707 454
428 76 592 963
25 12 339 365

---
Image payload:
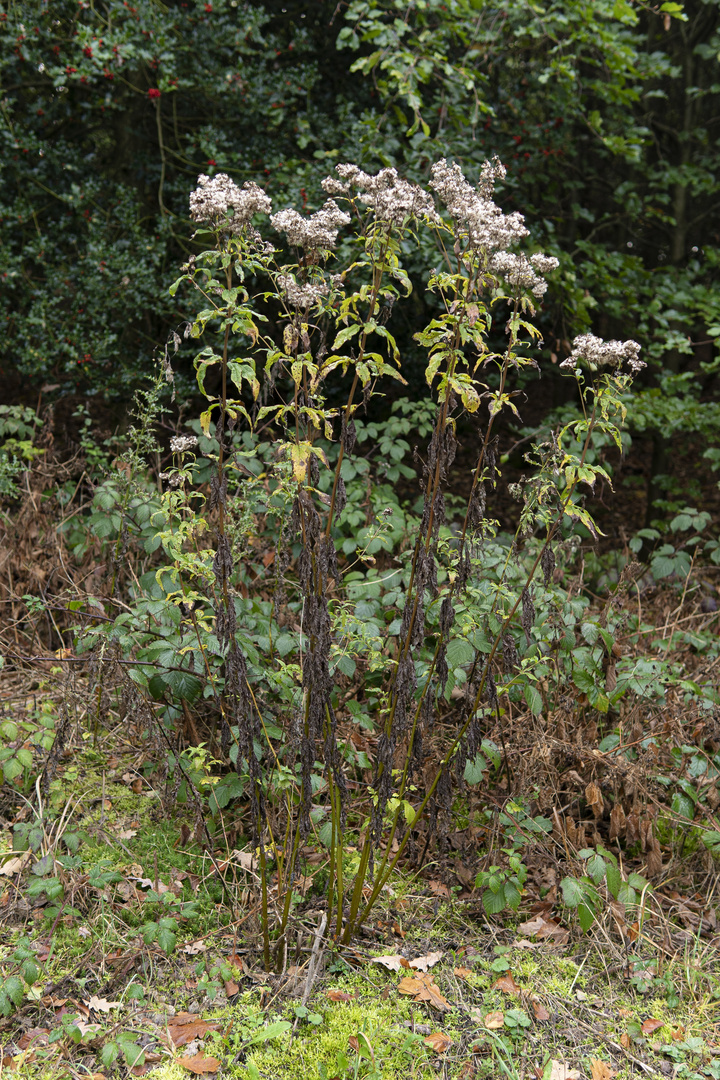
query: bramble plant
79 156 648 964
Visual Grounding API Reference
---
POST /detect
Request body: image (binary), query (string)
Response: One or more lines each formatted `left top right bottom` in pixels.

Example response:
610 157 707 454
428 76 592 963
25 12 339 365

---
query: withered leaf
397 973 452 1011
641 1018 663 1034
492 973 521 996
532 999 551 1021
547 1062 581 1080
178 1052 221 1074
369 954 409 972
84 996 122 1013
409 951 443 971
517 915 569 945
424 1031 452 1053
590 1060 616 1080
166 1014 221 1048
327 990 355 1002
483 1011 504 1030
454 967 474 979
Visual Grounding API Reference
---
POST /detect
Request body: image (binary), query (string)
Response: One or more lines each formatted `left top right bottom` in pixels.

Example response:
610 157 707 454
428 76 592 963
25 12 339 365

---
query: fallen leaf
424 1031 452 1053
532 1000 551 1021
166 1015 221 1048
348 1035 360 1052
454 967 474 979
183 940 208 955
619 1033 631 1049
224 979 239 996
517 915 569 945
397 973 452 1011
0 852 31 876
178 1052 221 1074
483 1011 504 1030
84 995 122 1013
116 829 138 840
428 880 451 899
590 1059 616 1080
130 876 169 894
409 951 443 971
16 1028 50 1049
75 1020 102 1036
370 954 409 972
230 849 257 872
641 1018 663 1035
327 990 355 1002
547 1062 581 1080
492 973 521 996
617 1007 633 1018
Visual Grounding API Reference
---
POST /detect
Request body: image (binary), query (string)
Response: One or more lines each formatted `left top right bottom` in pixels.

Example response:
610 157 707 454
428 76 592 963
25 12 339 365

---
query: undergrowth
1 157 720 1077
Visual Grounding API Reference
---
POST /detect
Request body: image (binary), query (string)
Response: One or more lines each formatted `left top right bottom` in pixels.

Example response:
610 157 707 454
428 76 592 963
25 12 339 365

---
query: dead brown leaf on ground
424 1031 452 1053
517 915 569 945
177 1051 221 1074
165 1014 221 1048
590 1059 616 1080
369 954 409 972
492 972 521 996
397 973 452 1011
547 1062 581 1080
409 951 443 971
483 1011 504 1029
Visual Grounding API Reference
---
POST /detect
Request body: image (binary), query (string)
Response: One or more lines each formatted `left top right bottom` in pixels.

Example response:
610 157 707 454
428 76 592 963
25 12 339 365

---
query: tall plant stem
342 400 601 941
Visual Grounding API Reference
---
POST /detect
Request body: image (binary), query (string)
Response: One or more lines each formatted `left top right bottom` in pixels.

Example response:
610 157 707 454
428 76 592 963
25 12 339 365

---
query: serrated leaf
560 876 585 907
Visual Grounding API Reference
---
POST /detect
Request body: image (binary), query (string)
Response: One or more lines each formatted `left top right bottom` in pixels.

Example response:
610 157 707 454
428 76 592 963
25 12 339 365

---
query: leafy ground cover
1 579 720 1080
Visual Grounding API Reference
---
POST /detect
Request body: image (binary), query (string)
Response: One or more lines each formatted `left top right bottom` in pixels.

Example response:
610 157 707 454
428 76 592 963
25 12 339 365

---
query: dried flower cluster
277 274 329 308
170 434 199 453
270 200 350 251
430 158 528 254
189 174 272 228
323 164 440 225
561 333 644 374
490 251 560 298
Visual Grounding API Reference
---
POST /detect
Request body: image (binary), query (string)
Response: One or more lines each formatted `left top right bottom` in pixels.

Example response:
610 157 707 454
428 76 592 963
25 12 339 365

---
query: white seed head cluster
277 274 329 308
561 333 644 373
430 158 528 254
323 164 441 225
490 252 559 298
270 200 350 251
189 174 272 228
170 434 199 453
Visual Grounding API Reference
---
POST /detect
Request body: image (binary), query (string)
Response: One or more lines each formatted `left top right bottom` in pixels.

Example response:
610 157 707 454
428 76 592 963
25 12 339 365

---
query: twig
301 912 328 1007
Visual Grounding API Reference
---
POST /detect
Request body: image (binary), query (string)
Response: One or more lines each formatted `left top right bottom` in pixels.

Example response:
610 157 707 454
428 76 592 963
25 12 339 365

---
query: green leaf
248 1021 292 1045
157 926 177 954
482 887 508 915
523 683 543 716
445 639 475 668
586 854 607 884
464 753 486 787
504 1008 531 1028
606 861 622 899
577 902 596 932
560 876 585 907
3 976 25 1010
101 1043 120 1067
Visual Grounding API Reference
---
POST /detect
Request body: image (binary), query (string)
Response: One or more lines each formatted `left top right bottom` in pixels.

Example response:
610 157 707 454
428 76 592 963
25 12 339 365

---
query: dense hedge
1 0 718 418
